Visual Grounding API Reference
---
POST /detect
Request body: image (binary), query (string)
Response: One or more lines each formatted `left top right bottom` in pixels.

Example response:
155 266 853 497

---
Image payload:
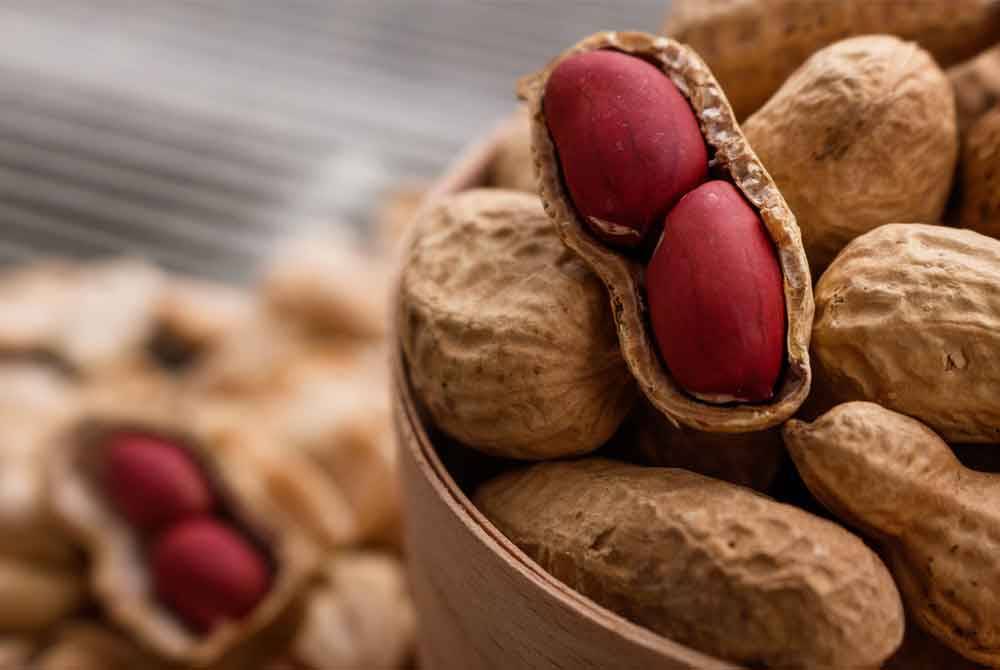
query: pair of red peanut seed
104 432 271 633
545 50 785 403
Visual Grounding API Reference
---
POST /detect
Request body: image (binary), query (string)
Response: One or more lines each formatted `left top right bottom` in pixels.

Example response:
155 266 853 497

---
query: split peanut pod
665 0 1000 120
785 402 1000 667
813 224 1000 443
476 459 903 669
523 31 812 432
47 405 317 667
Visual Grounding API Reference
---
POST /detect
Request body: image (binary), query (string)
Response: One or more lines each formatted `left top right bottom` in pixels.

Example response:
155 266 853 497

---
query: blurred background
0 1 668 280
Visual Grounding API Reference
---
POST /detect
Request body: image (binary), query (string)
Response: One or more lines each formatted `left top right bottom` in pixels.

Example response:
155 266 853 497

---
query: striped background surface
0 1 668 280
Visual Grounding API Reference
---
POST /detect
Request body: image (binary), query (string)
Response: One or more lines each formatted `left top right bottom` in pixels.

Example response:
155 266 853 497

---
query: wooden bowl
392 124 735 670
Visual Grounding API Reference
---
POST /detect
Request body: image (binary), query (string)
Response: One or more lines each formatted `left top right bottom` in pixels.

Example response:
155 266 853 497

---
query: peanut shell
488 106 535 194
665 0 1000 120
959 106 1000 239
950 47 1000 136
523 31 812 432
46 400 317 667
475 458 903 669
0 557 84 633
34 621 169 670
743 35 958 276
812 223 1000 443
398 188 637 459
784 402 1000 666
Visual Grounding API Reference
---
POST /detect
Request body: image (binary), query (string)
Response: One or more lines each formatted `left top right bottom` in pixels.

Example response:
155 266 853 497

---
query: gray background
0 1 669 279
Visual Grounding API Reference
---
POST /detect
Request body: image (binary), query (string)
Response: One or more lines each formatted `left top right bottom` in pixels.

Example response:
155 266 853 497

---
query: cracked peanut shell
398 188 637 459
475 458 903 669
523 31 812 433
46 401 317 668
813 223 1000 443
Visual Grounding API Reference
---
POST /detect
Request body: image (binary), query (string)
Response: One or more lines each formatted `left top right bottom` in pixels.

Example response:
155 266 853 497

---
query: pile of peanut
0 233 414 668
398 2 1000 668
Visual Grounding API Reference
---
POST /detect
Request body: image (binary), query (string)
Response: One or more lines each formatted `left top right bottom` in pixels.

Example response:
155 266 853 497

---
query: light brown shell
950 47 1000 136
46 401 318 668
959 106 1000 239
34 621 170 670
523 31 812 433
398 188 637 459
784 402 1000 667
743 35 958 277
813 223 1000 443
488 107 535 194
475 458 903 669
664 0 1000 120
632 399 783 491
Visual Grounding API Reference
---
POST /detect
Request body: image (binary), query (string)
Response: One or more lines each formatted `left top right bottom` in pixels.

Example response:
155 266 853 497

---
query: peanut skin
785 402 1000 667
647 180 785 403
544 49 707 248
475 458 903 669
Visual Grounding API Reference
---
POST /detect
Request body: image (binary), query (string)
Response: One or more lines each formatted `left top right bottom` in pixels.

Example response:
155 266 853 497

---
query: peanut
950 47 1000 136
959 106 1000 239
812 223 1000 443
543 49 707 248
647 180 785 402
104 432 213 532
665 0 1000 120
489 107 535 194
743 36 958 276
526 31 813 432
151 517 272 634
784 402 1000 666
398 189 636 459
475 458 903 669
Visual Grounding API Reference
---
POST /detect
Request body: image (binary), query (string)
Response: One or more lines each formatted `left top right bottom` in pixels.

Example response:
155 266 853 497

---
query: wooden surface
0 1 668 279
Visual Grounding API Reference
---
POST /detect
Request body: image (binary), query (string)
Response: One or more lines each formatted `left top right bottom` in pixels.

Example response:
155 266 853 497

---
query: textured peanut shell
398 189 637 459
784 402 1000 666
959 107 1000 239
46 402 318 667
524 32 812 432
665 0 1000 120
743 35 958 277
488 107 535 194
950 47 1000 136
813 223 1000 443
475 458 903 669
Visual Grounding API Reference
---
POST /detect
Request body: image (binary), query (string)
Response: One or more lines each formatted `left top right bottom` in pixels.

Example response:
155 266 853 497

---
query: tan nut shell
46 403 318 668
960 106 1000 239
488 107 535 194
813 223 1000 443
784 402 1000 666
950 47 1000 136
743 35 958 277
523 32 812 433
665 0 1000 120
398 189 637 459
0 557 84 633
34 621 169 670
475 458 903 669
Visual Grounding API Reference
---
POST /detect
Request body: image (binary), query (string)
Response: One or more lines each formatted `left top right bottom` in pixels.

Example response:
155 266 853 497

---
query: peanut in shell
959 106 1000 239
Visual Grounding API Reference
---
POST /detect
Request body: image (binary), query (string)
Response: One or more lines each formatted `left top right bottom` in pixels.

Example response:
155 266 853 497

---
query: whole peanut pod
812 223 1000 443
476 459 903 669
398 189 636 459
785 402 1000 667
665 0 1000 120
743 35 958 276
524 31 813 432
959 106 1000 239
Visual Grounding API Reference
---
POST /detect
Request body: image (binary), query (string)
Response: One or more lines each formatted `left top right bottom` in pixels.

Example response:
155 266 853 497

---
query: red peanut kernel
646 180 786 402
544 49 708 248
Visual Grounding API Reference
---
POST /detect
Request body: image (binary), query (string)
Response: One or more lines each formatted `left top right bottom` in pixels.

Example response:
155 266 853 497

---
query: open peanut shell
521 31 813 432
45 401 318 668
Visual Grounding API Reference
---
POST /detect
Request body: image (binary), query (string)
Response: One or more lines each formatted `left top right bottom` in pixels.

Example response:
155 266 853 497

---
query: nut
152 517 272 634
0 556 84 633
35 621 168 670
475 458 903 669
647 180 785 402
103 432 214 532
488 107 536 194
812 223 1000 443
784 401 1000 666
665 0 1000 119
398 189 636 459
543 49 707 247
959 106 1000 239
743 35 958 276
524 31 812 432
949 46 1000 136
